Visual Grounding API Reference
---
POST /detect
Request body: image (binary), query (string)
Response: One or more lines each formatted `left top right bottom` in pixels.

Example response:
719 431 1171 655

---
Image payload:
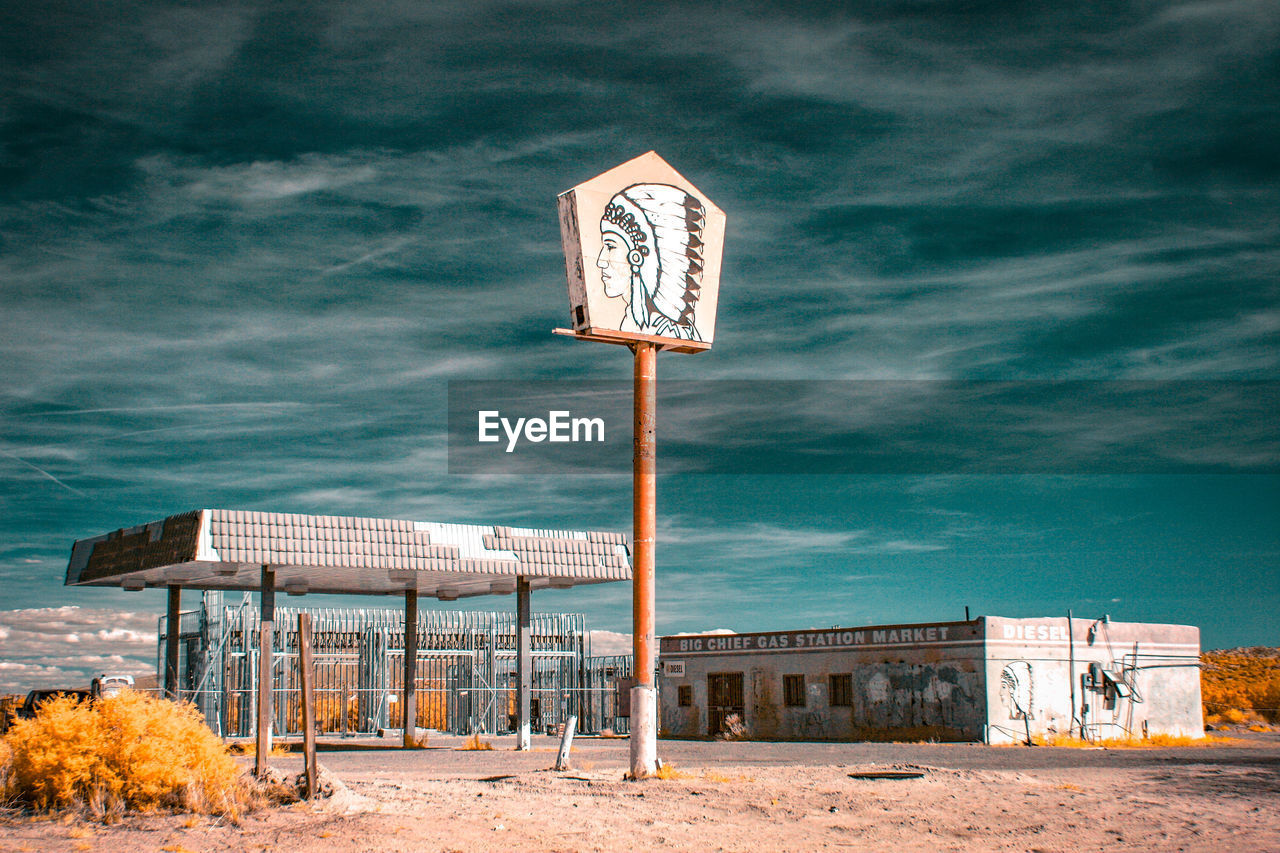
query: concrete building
658 616 1202 743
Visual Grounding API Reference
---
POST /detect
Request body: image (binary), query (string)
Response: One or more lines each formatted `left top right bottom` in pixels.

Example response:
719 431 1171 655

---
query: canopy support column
516 576 532 750
164 584 182 700
255 566 275 778
403 588 418 748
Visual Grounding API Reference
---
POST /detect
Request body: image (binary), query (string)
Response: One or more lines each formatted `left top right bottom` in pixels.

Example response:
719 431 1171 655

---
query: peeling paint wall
658 621 986 741
983 616 1202 743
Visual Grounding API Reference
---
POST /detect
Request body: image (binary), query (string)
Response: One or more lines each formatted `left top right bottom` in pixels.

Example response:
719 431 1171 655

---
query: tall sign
555 152 726 779
558 151 726 353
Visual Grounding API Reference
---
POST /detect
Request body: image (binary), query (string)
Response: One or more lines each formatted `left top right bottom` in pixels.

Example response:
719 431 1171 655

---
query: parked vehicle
91 673 135 698
0 688 93 732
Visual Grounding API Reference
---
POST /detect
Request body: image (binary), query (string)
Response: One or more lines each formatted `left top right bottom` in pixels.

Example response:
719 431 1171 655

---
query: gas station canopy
66 509 632 599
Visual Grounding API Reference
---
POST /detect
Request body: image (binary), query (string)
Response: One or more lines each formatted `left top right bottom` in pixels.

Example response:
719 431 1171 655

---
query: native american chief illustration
595 183 707 341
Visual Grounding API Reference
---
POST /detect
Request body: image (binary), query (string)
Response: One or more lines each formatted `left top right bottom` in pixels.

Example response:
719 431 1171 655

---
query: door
707 672 745 736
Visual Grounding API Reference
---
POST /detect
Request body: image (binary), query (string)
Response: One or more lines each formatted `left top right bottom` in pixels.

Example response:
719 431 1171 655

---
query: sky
1 0 1277 691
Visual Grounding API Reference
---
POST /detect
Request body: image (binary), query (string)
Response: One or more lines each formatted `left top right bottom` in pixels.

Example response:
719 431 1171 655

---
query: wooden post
403 588 418 748
165 584 182 700
255 566 275 778
630 341 658 779
516 577 532 750
298 612 317 798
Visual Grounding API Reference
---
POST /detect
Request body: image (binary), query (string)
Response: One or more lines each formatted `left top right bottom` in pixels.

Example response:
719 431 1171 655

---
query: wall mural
999 660 1035 720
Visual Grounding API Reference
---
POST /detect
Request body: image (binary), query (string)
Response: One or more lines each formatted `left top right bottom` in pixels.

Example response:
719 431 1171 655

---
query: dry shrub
227 740 290 758
1210 707 1259 726
1 690 254 818
313 694 360 733
714 713 747 741
458 733 493 751
1013 732 1237 749
1201 648 1280 725
0 735 10 787
652 762 689 780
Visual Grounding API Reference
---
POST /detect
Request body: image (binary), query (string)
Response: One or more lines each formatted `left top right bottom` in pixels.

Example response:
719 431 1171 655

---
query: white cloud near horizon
0 612 631 693
0 607 158 694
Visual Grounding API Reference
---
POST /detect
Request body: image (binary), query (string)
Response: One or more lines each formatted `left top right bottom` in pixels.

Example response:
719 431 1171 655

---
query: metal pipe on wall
1067 609 1078 738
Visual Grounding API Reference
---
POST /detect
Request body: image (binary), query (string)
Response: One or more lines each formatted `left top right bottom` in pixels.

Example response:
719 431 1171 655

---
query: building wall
658 621 987 741
984 616 1202 743
659 616 1203 743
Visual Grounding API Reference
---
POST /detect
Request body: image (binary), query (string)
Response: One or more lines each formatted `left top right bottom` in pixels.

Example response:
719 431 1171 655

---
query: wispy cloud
661 518 944 563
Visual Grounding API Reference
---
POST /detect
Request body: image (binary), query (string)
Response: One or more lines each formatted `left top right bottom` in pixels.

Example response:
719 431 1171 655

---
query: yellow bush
1012 732 1236 749
458 733 493 751
1201 648 1280 724
1 690 254 818
0 735 11 788
653 762 689 780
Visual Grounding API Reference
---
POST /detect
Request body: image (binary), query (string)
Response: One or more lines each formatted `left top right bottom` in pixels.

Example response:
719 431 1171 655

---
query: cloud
587 630 631 657
0 607 158 694
659 518 945 566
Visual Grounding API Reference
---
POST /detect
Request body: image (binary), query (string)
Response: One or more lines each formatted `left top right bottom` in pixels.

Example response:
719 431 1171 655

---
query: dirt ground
3 733 1279 852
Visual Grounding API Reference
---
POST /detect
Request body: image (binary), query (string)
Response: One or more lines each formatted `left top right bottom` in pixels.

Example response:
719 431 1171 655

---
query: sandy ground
3 733 1279 852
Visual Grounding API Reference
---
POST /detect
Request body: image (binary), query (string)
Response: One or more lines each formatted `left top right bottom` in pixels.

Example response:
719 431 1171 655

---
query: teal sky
1 0 1277 674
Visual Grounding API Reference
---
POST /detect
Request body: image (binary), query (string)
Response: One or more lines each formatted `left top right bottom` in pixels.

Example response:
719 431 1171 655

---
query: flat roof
66 509 631 599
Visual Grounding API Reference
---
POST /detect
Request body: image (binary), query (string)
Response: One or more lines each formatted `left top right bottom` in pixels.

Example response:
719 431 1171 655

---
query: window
677 685 692 707
829 673 853 707
783 674 806 707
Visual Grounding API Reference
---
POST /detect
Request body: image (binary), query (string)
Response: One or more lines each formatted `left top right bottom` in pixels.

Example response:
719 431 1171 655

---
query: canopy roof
66 509 632 599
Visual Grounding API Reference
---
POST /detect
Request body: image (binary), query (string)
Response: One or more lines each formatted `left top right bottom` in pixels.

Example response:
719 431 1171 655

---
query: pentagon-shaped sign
558 152 726 351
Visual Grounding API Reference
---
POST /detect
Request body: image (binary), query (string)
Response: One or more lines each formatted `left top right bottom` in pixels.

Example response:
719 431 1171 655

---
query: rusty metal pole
630 341 658 779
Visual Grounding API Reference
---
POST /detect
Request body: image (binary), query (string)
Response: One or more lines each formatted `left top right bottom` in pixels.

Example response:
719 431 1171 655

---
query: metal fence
161 592 631 738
